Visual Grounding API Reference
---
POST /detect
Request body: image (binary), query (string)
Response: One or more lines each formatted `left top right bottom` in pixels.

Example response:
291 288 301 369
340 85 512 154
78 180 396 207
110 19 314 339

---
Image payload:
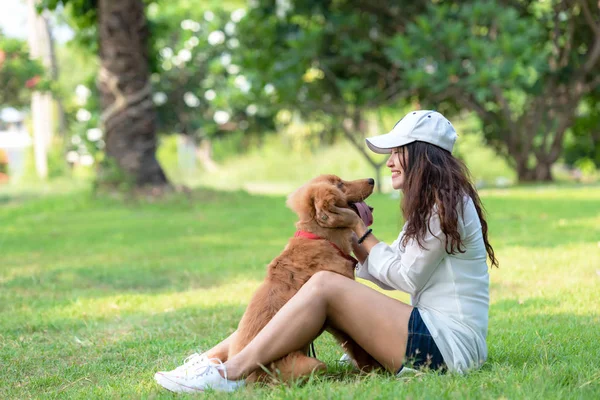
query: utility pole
26 0 56 179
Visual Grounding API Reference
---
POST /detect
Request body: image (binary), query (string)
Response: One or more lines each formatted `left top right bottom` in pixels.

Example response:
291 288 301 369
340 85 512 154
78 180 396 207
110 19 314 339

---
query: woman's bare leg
204 330 237 361
222 271 413 380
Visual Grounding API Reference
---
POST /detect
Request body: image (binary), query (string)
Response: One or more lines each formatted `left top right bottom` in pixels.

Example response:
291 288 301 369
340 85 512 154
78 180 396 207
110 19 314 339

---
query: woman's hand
319 206 362 230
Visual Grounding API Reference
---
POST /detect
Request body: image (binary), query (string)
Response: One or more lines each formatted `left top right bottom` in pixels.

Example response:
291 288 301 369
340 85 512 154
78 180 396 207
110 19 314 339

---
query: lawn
1 183 599 399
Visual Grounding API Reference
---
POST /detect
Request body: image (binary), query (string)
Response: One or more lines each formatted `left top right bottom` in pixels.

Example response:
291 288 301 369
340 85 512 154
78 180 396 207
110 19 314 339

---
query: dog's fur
214 174 381 383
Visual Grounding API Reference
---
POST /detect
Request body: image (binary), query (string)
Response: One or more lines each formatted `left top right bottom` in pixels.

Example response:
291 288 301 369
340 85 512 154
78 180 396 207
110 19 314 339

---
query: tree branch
580 0 600 36
559 9 575 68
491 85 518 148
582 32 600 73
580 0 600 74
98 65 152 124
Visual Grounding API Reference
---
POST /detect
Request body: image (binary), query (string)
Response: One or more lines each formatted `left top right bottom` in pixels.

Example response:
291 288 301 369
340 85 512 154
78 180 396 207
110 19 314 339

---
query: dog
217 174 381 383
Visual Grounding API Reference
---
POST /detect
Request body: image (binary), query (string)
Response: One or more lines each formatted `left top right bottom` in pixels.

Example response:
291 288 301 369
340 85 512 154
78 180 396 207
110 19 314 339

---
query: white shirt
356 196 489 373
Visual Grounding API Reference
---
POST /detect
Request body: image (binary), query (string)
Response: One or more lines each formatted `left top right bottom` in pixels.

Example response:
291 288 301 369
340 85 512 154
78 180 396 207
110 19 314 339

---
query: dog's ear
312 183 342 223
286 184 311 217
311 183 357 228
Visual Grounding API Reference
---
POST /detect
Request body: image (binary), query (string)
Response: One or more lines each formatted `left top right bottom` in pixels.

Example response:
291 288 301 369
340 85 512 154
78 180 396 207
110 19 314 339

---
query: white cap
366 110 457 154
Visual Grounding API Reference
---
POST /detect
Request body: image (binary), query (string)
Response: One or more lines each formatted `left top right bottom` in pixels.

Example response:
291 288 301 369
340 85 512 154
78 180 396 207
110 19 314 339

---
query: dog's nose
367 178 375 186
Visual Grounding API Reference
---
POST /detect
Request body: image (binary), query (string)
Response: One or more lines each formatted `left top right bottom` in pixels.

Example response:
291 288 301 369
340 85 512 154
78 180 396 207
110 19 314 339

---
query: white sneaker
155 352 210 378
154 358 244 393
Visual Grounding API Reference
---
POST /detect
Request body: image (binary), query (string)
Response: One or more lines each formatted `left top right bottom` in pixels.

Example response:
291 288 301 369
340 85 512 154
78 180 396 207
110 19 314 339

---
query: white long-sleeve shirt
356 196 490 373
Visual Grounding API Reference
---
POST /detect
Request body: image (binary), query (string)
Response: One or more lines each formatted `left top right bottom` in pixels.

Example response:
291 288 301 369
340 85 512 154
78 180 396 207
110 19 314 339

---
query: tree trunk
97 0 168 187
516 160 553 182
534 162 553 181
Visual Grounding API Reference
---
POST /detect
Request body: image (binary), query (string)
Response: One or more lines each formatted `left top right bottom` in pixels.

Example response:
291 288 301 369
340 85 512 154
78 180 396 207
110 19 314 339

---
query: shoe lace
189 358 227 380
175 352 205 372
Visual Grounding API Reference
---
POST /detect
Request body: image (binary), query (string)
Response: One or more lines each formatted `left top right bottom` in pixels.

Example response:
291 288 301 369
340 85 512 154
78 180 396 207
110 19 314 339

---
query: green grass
1 183 599 399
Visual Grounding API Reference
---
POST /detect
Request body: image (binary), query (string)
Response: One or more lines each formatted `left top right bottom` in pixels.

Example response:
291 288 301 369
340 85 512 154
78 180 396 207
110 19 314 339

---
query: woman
155 110 498 393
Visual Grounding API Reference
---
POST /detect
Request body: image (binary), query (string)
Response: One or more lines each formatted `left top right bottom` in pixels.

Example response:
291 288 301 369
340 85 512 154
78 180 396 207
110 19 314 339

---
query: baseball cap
365 110 457 154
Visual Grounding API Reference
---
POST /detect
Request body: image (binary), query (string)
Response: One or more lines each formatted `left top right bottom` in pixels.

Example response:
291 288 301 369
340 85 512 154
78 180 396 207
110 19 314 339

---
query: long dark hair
399 141 498 267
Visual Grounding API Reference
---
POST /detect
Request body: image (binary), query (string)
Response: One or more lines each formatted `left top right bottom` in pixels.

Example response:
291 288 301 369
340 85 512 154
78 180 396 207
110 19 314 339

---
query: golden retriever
214 174 381 383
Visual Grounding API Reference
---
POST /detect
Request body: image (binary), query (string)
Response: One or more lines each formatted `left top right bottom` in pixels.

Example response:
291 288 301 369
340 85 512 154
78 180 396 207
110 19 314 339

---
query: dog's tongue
352 202 373 227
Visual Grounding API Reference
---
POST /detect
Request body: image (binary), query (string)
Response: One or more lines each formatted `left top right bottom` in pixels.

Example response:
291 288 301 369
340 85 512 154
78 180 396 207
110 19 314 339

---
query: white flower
86 128 103 141
231 9 246 23
185 36 200 49
424 63 436 74
225 22 236 36
208 31 226 46
153 92 167 105
76 109 92 122
264 83 275 95
160 47 173 59
178 49 192 63
235 75 251 92
66 151 79 163
147 3 159 18
246 104 258 116
203 90 216 101
276 0 292 19
213 110 230 124
220 53 232 66
80 154 94 166
75 85 91 106
226 64 240 75
183 92 200 107
96 140 105 149
369 28 379 40
181 20 200 31
227 38 240 49
204 11 215 21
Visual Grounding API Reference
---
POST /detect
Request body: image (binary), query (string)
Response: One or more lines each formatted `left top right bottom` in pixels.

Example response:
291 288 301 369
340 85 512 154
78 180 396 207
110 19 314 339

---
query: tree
43 0 168 188
234 1 430 191
148 4 277 170
386 0 600 182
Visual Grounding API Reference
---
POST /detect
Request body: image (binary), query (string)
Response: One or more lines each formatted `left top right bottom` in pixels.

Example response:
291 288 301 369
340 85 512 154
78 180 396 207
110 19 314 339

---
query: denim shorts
398 307 446 373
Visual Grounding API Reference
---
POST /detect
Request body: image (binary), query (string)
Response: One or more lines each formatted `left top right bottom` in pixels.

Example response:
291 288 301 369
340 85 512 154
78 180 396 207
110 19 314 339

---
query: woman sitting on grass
155 110 498 393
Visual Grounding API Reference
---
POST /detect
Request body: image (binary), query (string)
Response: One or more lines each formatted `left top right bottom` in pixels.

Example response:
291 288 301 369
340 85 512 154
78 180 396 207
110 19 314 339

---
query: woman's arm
350 224 398 291
324 206 447 294
358 213 447 295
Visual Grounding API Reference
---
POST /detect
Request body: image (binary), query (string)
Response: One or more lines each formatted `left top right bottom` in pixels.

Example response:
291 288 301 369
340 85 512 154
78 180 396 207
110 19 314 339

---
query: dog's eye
337 182 344 189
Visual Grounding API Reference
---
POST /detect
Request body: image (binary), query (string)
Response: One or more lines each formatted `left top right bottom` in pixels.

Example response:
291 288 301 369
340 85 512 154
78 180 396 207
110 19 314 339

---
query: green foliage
148 4 277 141
41 0 599 180
564 94 600 167
384 0 599 178
1 184 599 398
235 1 427 112
0 34 48 108
386 2 548 102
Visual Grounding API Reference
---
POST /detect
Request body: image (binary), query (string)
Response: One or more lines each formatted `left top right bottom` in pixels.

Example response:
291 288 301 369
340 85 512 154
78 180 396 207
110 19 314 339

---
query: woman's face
387 147 407 190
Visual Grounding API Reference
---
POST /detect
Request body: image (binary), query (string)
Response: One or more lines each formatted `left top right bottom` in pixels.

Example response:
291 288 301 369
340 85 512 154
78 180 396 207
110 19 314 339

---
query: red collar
294 230 358 266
